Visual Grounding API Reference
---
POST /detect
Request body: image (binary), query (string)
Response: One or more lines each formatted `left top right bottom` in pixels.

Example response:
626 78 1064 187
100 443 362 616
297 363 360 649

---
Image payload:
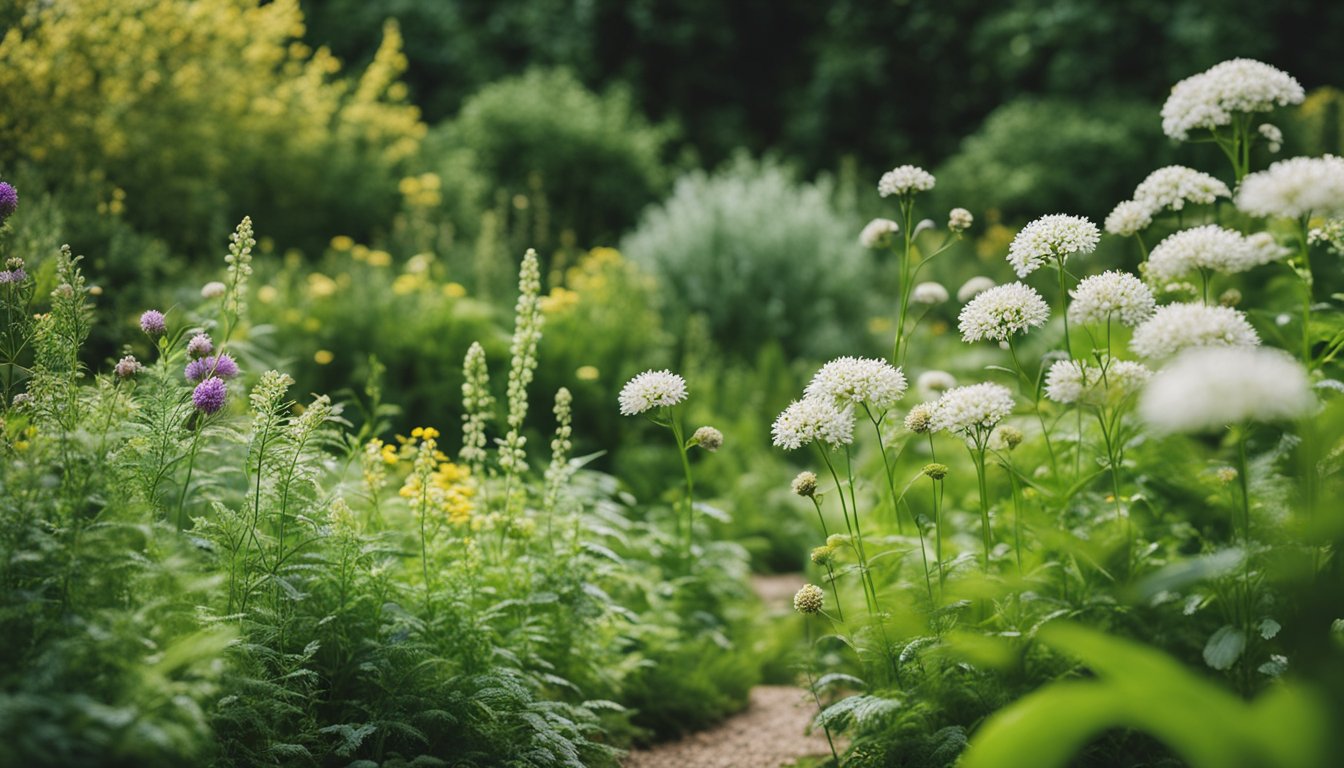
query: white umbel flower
957 276 996 303
904 401 936 434
948 208 974 233
1007 214 1101 277
1145 225 1291 282
772 397 856 450
1139 347 1314 433
912 281 950 305
1161 59 1305 141
1044 358 1151 406
618 369 688 415
1235 155 1344 219
1104 200 1154 237
1133 166 1231 213
1129 303 1260 360
929 383 1015 437
878 165 936 197
1068 270 1156 327
1258 123 1283 153
859 218 900 248
958 282 1051 342
804 356 908 411
916 370 957 400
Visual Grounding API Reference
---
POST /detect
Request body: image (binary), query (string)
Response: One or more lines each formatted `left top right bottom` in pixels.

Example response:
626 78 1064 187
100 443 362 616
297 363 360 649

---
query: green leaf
1259 618 1282 640
1203 625 1246 671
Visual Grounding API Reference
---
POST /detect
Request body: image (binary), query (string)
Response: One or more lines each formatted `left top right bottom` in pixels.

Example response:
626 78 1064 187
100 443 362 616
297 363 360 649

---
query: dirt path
622 574 837 768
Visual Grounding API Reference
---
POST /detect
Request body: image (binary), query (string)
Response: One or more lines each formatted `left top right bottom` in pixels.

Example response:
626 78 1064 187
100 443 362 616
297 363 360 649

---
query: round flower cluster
791 470 818 497
1132 166 1231 213
1130 303 1260 360
201 281 227 299
916 370 957 400
904 401 935 434
691 426 723 452
139 309 167 336
113 355 142 379
0 257 26 285
810 545 835 566
1139 346 1314 433
956 276 995 303
618 369 688 416
192 377 228 414
1044 358 1150 406
989 425 1023 451
1145 225 1290 283
771 397 855 450
928 382 1015 437
0 181 18 225
912 282 949 305
1068 270 1156 327
1235 155 1344 219
859 218 900 248
1103 200 1154 237
1007 214 1100 277
804 356 907 411
948 208 974 233
878 165 936 197
186 333 214 359
793 584 825 615
1160 58 1305 141
922 462 949 480
1259 123 1283 153
958 282 1050 342
185 353 240 383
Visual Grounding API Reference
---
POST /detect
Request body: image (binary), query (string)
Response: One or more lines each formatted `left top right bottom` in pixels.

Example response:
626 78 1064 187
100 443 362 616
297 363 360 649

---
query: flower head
793 584 825 614
691 426 724 452
1068 270 1156 327
922 462 949 480
1104 200 1154 237
956 276 996 303
916 370 957 400
989 425 1024 451
1145 225 1289 283
186 333 214 359
1044 358 1150 406
958 282 1050 342
618 369 688 416
0 181 17 224
810 546 835 566
948 208 974 233
1130 303 1259 360
878 165 936 197
192 377 228 414
805 356 907 411
113 355 142 379
859 218 900 248
1139 347 1314 433
904 401 936 434
1235 155 1344 219
772 397 855 450
929 383 1015 438
1133 166 1231 213
791 470 819 497
1161 59 1304 141
1007 214 1100 277
912 282 950 305
1259 123 1283 153
185 353 240 383
139 309 167 336
201 281 226 299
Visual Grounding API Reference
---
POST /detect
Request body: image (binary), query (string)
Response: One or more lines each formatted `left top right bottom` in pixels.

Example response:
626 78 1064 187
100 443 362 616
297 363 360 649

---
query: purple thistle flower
113 355 142 379
185 352 240 383
186 333 213 359
0 268 25 285
0 182 17 224
192 377 228 414
140 309 167 336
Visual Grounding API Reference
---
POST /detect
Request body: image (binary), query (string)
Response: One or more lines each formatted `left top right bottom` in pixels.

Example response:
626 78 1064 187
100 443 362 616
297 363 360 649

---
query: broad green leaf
1203 625 1246 671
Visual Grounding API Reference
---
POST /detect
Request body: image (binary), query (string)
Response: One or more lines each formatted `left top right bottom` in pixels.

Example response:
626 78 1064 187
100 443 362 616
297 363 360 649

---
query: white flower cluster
912 281 949 305
1103 200 1154 237
618 369 688 416
860 218 900 248
1145 225 1290 282
1161 58 1305 141
916 370 957 400
956 276 996 303
1259 123 1283 153
929 383 1015 437
1235 155 1344 219
804 356 908 411
1140 347 1314 433
1133 166 1231 212
1044 358 1150 406
771 397 856 450
1068 270 1156 327
1007 214 1100 277
1308 219 1344 255
878 165 936 197
948 208 974 233
1130 302 1260 360
958 282 1050 342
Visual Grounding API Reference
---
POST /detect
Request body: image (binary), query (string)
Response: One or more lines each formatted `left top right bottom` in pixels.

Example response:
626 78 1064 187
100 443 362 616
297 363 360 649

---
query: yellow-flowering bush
0 0 425 254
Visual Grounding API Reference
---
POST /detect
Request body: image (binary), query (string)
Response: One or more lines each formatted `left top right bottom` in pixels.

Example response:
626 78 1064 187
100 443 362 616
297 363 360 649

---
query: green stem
970 441 993 572
175 417 205 530
866 406 903 534
670 413 695 560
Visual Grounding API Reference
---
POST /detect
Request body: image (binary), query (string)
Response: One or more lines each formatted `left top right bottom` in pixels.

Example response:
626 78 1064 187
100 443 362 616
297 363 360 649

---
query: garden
3 1 1344 766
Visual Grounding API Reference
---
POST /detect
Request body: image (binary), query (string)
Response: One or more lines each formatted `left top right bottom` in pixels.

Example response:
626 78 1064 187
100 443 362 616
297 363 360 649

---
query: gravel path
623 685 835 768
622 574 837 768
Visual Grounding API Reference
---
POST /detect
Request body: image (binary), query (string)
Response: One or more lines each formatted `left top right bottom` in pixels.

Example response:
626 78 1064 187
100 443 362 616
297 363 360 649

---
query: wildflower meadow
3 3 1344 767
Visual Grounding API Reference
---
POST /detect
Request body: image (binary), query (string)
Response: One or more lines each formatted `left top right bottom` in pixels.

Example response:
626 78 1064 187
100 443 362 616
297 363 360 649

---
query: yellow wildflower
330 235 354 251
443 282 467 298
314 349 334 365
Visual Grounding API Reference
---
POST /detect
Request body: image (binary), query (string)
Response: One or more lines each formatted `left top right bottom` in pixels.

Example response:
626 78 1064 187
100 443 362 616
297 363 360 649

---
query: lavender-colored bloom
0 268 25 284
192 377 228 414
185 353 240 383
186 333 213 359
113 355 142 379
140 309 167 336
0 182 17 224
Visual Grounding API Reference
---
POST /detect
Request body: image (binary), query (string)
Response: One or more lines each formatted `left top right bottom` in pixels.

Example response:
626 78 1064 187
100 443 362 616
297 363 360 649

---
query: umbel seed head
810 545 835 566
793 584 825 615
923 463 949 480
691 425 723 452
791 471 818 497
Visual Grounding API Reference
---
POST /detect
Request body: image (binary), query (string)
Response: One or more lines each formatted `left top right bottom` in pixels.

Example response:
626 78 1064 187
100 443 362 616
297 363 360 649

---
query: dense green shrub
622 157 876 359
